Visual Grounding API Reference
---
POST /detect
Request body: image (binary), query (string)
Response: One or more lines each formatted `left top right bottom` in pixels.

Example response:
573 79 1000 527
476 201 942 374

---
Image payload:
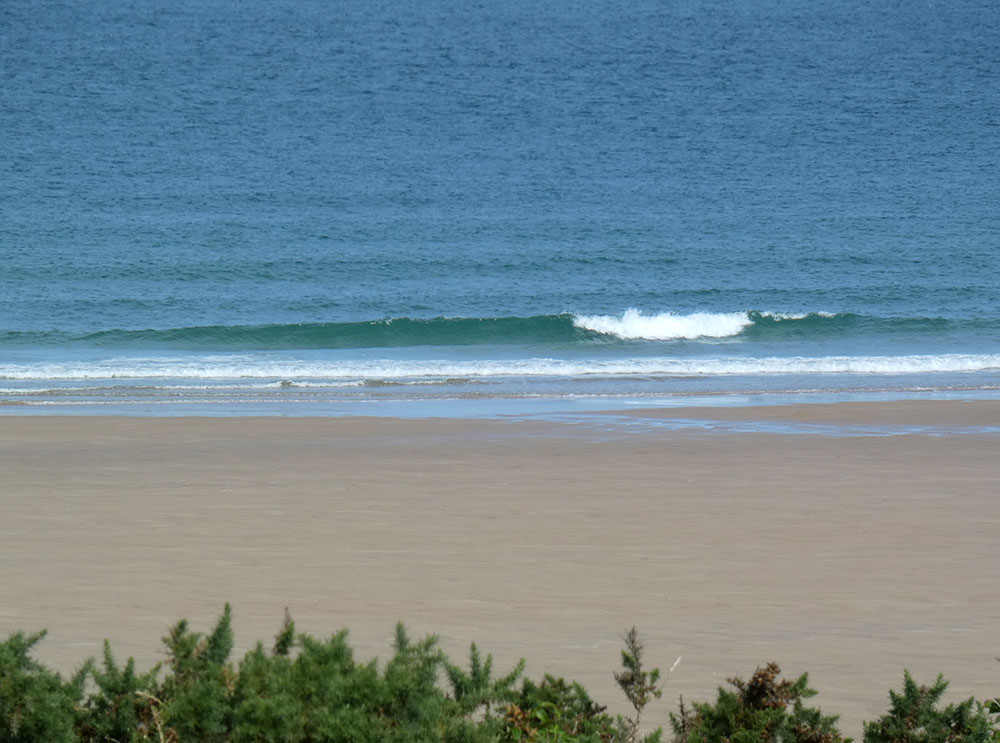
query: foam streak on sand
1 402 999 739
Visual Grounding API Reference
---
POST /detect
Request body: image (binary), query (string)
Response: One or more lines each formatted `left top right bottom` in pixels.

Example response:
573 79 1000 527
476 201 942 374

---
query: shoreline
2 401 998 736
4 384 1000 422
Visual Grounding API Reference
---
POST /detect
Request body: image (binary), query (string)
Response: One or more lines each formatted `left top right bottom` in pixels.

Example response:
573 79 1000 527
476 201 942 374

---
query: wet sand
2 402 998 736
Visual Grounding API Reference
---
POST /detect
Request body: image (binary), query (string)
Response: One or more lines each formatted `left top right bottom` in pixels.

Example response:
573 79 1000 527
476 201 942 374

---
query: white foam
2 353 999 382
756 311 836 320
573 309 752 340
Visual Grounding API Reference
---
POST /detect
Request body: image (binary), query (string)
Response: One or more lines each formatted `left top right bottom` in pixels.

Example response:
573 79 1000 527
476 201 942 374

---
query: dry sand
2 401 999 736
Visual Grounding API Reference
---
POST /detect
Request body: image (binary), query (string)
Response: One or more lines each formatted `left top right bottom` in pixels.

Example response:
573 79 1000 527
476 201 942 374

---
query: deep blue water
2 0 999 415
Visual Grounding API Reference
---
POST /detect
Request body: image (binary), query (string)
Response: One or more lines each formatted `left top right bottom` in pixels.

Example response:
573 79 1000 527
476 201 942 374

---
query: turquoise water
2 0 999 415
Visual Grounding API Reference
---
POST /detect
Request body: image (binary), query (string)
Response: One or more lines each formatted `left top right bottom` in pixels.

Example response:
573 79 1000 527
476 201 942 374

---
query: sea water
2 0 999 416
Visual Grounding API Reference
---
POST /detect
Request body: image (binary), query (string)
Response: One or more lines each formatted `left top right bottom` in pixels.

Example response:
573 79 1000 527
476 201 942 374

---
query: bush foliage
669 662 845 743
0 607 663 743
862 671 995 743
1 606 998 743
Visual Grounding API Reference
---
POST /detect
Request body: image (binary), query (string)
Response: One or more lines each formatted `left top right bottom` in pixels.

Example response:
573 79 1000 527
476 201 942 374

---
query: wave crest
0 310 979 351
573 309 753 340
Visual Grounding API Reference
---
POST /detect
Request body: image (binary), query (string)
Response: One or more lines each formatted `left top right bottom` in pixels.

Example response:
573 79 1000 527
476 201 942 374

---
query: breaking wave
0 310 970 350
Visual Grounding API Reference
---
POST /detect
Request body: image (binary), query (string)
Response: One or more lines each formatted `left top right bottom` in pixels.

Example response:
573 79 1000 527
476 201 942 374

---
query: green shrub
231 618 490 743
501 674 617 742
614 627 663 743
0 630 87 743
157 602 237 743
444 641 525 717
862 671 994 743
2 612 675 743
6 606 1000 743
76 640 161 743
229 612 304 743
495 627 664 743
985 656 1000 731
372 622 472 742
669 662 846 743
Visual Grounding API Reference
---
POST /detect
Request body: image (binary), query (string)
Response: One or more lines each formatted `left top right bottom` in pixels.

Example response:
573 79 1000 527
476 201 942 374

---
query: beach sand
2 401 998 736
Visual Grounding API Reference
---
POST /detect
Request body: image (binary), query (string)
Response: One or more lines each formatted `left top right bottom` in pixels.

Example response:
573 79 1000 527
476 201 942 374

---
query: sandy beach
2 401 998 737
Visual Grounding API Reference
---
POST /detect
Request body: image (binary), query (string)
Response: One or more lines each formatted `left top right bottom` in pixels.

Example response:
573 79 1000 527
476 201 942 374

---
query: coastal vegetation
1 606 997 743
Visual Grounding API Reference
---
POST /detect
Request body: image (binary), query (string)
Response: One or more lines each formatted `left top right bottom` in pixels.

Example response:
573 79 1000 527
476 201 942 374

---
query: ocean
2 0 999 417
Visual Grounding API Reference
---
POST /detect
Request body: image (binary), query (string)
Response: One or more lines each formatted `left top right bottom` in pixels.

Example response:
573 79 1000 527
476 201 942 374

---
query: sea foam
573 309 752 340
3 353 999 382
